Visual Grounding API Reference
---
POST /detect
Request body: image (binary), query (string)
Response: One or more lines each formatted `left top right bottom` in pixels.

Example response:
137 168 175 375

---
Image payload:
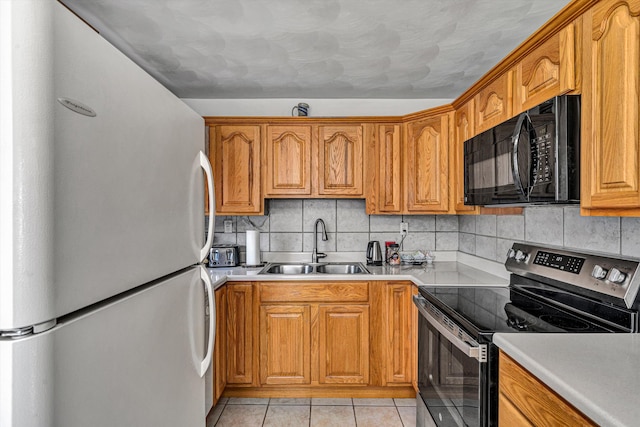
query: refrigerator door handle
199 266 215 377
200 151 215 262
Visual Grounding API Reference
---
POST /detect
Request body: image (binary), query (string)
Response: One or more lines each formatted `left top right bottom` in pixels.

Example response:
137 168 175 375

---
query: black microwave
464 95 580 206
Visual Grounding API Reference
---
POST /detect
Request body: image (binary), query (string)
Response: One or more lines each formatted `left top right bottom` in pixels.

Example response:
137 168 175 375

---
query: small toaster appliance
208 244 240 267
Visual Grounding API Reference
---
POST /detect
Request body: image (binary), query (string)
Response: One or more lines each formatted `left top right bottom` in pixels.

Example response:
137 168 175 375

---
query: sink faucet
312 218 328 263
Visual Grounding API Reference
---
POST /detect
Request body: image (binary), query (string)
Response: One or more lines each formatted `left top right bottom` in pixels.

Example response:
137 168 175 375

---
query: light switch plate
224 219 233 233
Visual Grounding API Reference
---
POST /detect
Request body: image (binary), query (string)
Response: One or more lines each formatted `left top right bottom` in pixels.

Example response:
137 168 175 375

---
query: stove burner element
539 314 590 331
507 315 532 330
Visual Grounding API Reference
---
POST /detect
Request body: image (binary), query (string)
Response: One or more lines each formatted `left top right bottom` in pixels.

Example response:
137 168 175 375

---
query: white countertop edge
493 334 640 427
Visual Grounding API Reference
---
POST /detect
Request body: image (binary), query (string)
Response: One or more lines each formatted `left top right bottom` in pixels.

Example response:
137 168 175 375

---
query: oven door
414 295 488 427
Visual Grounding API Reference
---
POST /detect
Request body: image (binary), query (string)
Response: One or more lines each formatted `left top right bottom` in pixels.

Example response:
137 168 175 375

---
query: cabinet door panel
582 0 640 210
214 287 227 403
377 124 402 212
386 284 414 384
454 102 478 213
265 125 312 196
499 352 596 426
212 126 262 214
318 304 369 384
475 72 513 134
318 125 364 196
226 284 254 385
515 24 576 113
405 114 450 212
260 305 311 385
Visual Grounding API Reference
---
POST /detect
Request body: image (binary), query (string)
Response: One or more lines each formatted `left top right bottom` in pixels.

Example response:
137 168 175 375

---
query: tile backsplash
209 199 459 255
459 206 640 262
207 202 640 262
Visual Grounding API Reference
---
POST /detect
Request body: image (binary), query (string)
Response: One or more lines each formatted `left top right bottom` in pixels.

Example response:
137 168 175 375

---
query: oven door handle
413 295 487 362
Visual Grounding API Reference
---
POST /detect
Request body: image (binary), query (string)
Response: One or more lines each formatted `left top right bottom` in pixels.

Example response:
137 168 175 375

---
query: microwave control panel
531 132 552 184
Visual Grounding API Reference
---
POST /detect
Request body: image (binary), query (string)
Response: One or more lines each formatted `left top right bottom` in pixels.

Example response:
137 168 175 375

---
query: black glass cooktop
418 282 630 339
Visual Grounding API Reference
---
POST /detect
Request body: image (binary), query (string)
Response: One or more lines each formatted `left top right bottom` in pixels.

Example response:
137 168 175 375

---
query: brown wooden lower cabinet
219 281 416 398
386 283 415 385
226 283 255 386
259 304 311 385
499 351 596 426
213 287 227 404
318 304 370 384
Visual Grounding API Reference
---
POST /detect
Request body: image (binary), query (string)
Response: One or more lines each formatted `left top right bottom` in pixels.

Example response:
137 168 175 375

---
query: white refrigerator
0 2 216 426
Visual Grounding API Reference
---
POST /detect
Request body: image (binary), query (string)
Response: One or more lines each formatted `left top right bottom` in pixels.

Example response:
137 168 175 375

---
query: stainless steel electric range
414 242 640 427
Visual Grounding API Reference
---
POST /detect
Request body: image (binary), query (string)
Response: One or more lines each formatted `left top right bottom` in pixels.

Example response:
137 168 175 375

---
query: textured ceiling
61 0 571 99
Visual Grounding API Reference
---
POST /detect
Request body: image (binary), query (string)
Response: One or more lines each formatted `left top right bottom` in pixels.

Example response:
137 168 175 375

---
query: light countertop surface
205 254 510 290
494 333 640 427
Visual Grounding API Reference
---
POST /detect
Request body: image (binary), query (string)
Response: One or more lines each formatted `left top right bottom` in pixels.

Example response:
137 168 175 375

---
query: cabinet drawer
260 282 369 302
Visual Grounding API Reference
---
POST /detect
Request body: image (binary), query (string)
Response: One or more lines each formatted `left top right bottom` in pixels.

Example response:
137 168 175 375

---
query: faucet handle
316 252 327 260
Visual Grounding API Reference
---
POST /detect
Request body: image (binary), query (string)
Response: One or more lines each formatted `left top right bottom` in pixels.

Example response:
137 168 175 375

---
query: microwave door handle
511 113 529 198
413 295 486 362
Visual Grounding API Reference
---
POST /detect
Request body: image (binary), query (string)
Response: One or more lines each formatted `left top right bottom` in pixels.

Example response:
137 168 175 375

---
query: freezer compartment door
52 3 209 318
0 267 213 427
1 1 213 330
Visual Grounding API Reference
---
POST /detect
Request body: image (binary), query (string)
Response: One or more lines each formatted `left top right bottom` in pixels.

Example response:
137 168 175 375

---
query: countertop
205 257 510 290
494 333 640 427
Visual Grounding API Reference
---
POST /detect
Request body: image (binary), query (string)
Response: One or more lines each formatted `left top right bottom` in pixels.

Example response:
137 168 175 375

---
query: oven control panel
506 242 640 309
533 251 585 274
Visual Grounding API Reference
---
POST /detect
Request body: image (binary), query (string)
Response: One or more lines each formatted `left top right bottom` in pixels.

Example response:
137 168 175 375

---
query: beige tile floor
206 397 417 427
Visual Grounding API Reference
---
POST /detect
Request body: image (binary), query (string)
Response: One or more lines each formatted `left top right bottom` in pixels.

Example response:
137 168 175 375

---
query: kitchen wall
209 199 459 254
209 203 640 262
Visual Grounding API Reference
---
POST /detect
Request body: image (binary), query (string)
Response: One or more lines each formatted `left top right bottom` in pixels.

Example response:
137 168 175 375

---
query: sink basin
258 262 369 275
261 264 314 275
316 263 369 274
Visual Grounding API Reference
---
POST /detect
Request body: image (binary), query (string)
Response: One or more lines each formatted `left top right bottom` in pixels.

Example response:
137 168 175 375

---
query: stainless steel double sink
258 262 370 275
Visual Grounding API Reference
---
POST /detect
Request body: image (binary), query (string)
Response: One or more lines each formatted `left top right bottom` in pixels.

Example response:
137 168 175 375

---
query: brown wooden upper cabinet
513 23 577 114
453 101 478 214
475 71 513 134
404 112 452 213
210 125 264 215
264 125 312 196
264 123 365 198
581 0 640 215
317 125 364 196
366 123 403 214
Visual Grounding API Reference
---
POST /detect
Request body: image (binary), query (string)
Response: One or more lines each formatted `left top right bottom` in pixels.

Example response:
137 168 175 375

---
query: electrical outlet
400 222 408 236
223 219 233 233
